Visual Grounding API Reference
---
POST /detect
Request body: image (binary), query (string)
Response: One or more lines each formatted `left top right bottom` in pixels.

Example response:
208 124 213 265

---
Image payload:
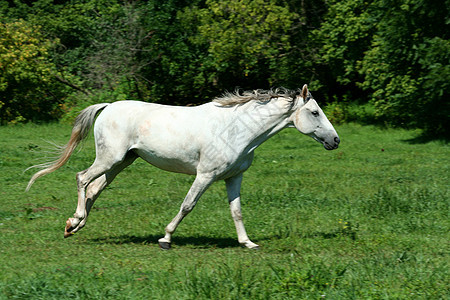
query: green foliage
0 20 70 124
137 0 208 104
357 0 450 136
315 0 375 87
323 102 348 125
324 101 378 126
188 0 297 88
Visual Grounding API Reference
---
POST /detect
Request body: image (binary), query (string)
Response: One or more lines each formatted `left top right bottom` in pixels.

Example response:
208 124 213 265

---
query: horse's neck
224 100 292 153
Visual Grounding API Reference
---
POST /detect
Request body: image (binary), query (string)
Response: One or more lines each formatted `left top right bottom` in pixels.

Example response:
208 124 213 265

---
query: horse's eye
312 111 319 117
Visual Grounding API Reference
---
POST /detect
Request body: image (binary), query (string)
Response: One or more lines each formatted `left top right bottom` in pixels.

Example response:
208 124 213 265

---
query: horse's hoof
64 230 74 238
244 245 260 250
241 241 260 250
159 241 171 250
64 219 74 238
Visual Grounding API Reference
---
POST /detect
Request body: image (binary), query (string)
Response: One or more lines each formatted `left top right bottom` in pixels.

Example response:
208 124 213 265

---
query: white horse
27 85 339 249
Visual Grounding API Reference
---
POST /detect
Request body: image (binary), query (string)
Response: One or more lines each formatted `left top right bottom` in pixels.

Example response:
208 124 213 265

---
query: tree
183 0 299 92
0 20 71 123
358 0 450 136
315 0 449 136
313 0 376 102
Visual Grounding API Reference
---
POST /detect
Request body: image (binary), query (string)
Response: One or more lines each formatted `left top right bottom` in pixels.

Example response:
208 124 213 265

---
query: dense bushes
0 0 448 136
0 20 71 124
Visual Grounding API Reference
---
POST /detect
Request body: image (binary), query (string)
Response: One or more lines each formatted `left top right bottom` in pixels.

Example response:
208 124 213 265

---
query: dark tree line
1 0 448 137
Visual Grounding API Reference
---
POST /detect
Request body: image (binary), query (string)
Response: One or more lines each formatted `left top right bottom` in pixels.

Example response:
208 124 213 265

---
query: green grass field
0 123 448 299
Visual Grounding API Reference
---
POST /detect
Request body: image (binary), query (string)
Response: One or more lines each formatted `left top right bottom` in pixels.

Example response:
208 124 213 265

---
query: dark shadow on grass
89 230 352 249
403 133 449 144
89 234 242 248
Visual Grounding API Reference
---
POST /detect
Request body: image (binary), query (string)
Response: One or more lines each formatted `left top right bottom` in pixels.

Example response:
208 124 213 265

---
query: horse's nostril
334 137 340 144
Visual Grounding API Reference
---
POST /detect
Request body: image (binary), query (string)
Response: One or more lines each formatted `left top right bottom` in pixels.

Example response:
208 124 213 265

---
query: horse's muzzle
324 136 340 150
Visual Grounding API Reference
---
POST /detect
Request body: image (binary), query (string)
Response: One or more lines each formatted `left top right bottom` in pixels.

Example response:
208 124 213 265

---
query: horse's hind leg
65 152 137 237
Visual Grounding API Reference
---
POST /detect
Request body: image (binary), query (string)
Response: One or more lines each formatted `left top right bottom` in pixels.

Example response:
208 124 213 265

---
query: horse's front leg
225 174 259 249
158 174 214 250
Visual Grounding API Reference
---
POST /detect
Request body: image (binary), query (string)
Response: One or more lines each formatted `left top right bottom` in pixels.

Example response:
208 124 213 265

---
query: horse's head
291 85 340 150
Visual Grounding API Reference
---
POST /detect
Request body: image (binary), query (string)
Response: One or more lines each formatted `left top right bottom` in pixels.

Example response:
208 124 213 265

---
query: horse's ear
301 84 308 102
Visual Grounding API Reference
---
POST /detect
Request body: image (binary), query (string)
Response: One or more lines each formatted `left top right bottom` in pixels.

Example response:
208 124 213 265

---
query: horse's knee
181 203 195 215
231 208 243 222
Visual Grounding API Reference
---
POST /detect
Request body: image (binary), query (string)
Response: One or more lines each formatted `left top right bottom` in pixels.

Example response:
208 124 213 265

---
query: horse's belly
134 148 198 175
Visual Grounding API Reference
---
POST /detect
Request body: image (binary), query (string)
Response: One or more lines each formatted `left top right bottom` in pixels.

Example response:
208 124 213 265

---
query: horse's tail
26 103 110 191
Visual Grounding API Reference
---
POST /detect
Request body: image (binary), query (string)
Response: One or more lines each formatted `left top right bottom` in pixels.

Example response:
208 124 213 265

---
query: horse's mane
213 88 299 107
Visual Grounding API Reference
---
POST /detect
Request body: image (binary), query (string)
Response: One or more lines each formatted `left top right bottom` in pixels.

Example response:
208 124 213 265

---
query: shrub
0 20 71 124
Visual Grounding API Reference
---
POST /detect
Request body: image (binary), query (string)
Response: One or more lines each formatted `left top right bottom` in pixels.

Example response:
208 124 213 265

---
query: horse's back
93 101 214 174
95 100 210 133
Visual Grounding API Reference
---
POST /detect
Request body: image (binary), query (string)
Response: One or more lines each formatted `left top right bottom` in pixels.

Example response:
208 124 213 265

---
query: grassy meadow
0 123 448 299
